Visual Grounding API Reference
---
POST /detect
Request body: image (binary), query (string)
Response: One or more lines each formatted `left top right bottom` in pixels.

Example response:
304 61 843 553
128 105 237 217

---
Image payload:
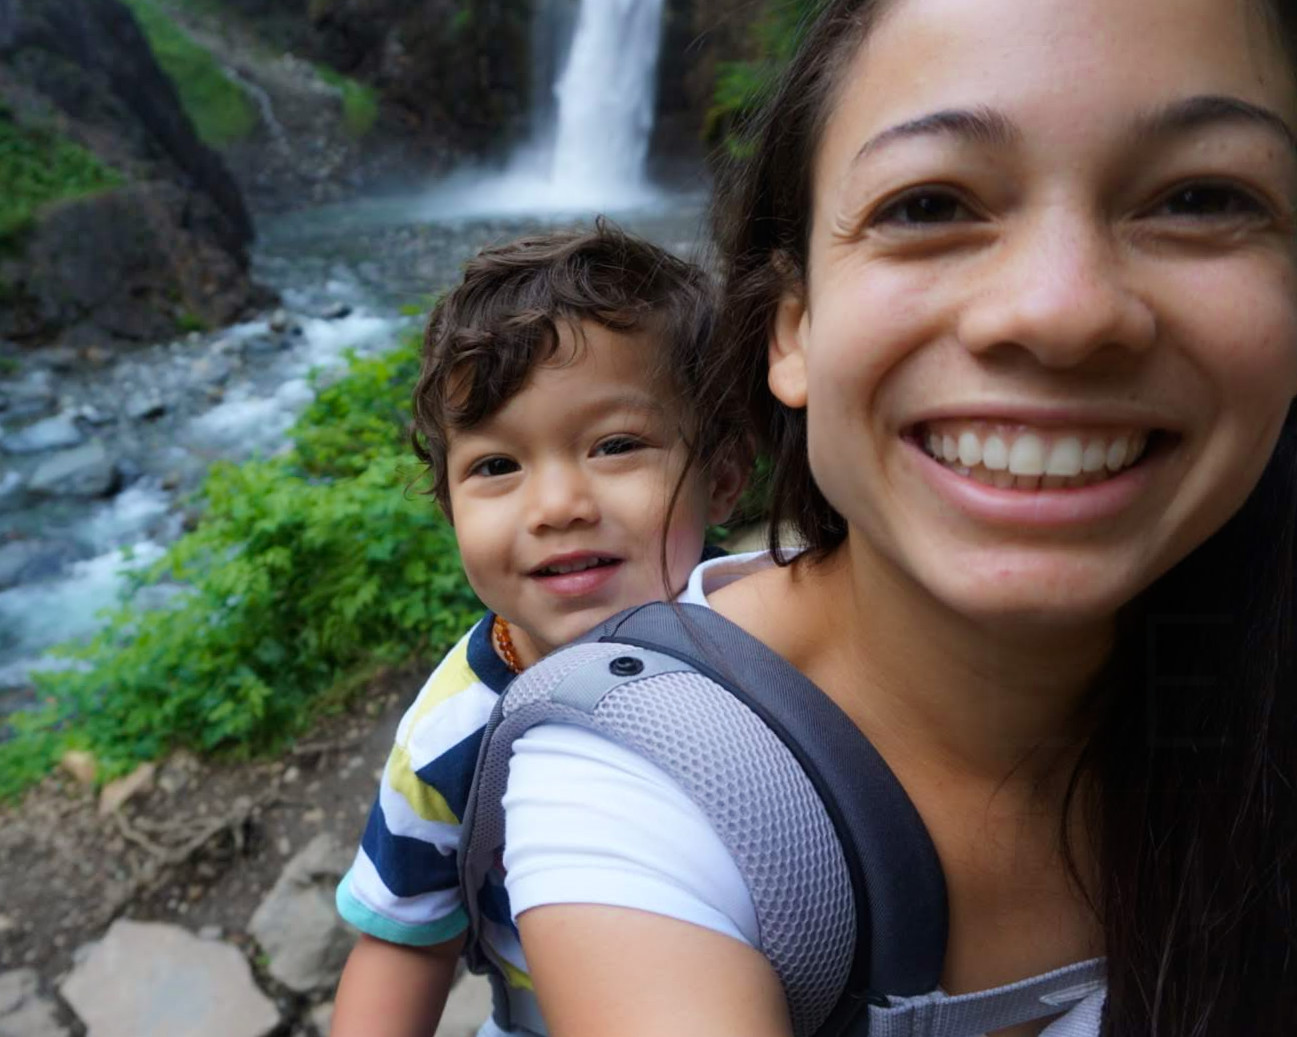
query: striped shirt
336 613 532 995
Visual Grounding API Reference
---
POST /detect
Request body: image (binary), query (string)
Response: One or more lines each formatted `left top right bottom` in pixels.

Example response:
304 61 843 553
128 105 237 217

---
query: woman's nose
526 462 600 532
957 211 1156 367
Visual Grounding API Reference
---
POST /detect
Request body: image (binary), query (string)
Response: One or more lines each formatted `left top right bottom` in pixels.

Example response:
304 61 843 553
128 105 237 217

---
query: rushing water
0 0 702 709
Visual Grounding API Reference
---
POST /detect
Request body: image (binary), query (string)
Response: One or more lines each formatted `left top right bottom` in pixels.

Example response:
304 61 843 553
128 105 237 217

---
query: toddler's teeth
958 431 983 467
1008 434 1046 476
942 435 959 463
927 432 941 457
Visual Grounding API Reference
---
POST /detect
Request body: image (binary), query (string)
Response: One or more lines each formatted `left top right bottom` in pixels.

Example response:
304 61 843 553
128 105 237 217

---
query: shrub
315 65 380 137
0 117 122 241
0 337 482 799
124 0 259 147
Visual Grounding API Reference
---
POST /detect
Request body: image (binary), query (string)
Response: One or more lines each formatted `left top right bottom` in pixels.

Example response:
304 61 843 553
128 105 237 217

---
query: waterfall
548 0 665 202
420 0 665 217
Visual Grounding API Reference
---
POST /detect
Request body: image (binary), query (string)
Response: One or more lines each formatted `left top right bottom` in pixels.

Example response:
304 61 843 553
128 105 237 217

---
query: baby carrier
458 602 1106 1036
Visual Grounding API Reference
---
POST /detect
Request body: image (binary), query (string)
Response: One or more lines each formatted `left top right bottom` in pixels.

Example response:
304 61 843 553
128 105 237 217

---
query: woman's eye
470 457 519 478
594 437 645 457
1150 183 1267 220
874 189 973 227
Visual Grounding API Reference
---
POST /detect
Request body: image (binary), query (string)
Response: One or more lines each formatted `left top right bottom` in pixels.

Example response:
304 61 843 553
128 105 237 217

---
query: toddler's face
445 320 735 665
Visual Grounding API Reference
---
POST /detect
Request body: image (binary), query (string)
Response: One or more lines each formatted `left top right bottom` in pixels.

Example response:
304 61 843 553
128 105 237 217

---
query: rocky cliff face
0 0 263 349
303 0 533 156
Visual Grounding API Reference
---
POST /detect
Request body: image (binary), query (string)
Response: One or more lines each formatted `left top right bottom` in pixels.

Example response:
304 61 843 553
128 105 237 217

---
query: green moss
315 65 379 137
0 117 123 241
124 0 258 146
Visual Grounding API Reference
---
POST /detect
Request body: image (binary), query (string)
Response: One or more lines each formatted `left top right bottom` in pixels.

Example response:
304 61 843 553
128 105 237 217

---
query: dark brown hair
708 0 1297 1032
411 220 718 514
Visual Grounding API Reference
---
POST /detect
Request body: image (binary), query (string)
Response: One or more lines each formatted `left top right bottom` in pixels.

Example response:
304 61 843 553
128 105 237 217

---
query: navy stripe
415 727 486 822
478 874 515 928
467 611 516 694
361 801 459 897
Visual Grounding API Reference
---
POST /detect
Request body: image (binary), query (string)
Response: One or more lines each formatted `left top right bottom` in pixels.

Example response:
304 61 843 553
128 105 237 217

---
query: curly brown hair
411 220 721 515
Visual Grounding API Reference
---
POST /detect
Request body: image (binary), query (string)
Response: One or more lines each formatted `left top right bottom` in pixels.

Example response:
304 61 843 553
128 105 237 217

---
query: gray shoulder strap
459 636 856 1036
458 603 1106 1037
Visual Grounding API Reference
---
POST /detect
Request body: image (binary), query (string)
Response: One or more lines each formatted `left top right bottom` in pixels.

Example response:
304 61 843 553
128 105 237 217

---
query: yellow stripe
500 956 535 991
385 742 458 825
403 637 477 731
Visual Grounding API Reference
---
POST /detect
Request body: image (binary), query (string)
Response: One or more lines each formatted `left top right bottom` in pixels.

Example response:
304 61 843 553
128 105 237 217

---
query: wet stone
1 414 85 455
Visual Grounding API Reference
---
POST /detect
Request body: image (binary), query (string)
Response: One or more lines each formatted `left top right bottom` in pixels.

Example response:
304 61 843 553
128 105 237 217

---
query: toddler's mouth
531 555 621 577
912 420 1165 490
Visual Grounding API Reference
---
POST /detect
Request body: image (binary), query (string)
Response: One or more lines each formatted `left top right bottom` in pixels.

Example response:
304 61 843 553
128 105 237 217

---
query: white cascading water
420 0 664 217
548 0 664 203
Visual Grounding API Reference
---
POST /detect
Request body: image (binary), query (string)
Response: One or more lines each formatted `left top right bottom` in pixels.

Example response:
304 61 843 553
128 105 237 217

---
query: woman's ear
770 291 809 409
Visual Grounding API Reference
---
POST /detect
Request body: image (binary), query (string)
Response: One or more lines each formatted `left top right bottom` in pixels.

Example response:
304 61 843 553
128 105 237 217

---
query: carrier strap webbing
600 603 948 1005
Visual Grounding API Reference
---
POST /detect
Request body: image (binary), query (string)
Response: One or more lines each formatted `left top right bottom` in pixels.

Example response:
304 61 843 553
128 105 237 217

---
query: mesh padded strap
600 603 948 1002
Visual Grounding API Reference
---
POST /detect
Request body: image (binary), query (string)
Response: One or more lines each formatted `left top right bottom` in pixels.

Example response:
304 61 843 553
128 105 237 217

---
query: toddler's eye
470 456 519 478
594 436 645 457
874 189 974 227
1151 183 1267 220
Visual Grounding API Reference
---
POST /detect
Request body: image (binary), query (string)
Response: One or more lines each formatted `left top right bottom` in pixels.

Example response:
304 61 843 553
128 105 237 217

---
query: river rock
0 539 77 589
0 471 24 512
247 832 357 992
0 371 56 421
0 969 69 1037
28 440 117 497
1 414 86 455
321 301 352 320
60 920 279 1037
125 395 166 421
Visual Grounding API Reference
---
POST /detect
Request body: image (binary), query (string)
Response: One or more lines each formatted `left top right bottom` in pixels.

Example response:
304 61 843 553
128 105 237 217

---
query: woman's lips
908 433 1163 528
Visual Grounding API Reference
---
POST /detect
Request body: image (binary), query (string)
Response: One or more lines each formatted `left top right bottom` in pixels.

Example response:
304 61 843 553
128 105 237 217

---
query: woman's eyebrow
1137 94 1297 154
851 106 1019 164
850 95 1297 168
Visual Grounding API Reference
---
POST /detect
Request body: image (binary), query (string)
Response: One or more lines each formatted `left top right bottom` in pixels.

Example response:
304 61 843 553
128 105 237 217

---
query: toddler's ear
705 451 748 526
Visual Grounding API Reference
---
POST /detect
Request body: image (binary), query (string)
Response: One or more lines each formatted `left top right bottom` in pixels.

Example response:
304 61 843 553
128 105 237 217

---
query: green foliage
0 117 122 241
0 336 482 798
315 66 380 137
124 0 259 146
707 0 821 154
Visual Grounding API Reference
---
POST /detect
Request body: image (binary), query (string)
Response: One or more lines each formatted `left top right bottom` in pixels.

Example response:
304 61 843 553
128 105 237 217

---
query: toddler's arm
331 932 464 1037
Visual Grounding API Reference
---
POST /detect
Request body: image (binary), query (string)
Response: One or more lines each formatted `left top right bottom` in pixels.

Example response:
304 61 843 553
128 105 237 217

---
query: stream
0 182 711 712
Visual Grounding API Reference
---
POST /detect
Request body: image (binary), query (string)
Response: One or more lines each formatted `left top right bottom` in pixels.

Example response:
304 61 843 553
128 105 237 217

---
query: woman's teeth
922 425 1149 490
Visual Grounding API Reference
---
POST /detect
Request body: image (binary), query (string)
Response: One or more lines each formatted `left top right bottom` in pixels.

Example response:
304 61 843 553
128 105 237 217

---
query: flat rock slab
0 968 69 1037
248 832 356 993
60 920 279 1037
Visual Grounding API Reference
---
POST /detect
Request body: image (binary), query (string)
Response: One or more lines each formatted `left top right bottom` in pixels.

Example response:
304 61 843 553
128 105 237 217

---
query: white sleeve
501 722 759 947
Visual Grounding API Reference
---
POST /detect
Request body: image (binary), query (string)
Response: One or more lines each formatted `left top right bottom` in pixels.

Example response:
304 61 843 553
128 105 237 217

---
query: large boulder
60 920 280 1037
0 0 262 348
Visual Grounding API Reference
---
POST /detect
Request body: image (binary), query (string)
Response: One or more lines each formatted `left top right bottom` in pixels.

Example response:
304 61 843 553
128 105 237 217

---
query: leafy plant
0 336 482 799
124 0 259 146
706 0 820 155
0 118 122 241
315 65 380 137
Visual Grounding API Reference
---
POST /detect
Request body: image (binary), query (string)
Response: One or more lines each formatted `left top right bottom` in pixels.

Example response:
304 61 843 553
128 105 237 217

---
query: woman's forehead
815 0 1296 175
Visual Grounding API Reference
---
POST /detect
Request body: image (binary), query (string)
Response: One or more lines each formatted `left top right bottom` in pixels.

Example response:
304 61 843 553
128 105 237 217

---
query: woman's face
772 0 1297 627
